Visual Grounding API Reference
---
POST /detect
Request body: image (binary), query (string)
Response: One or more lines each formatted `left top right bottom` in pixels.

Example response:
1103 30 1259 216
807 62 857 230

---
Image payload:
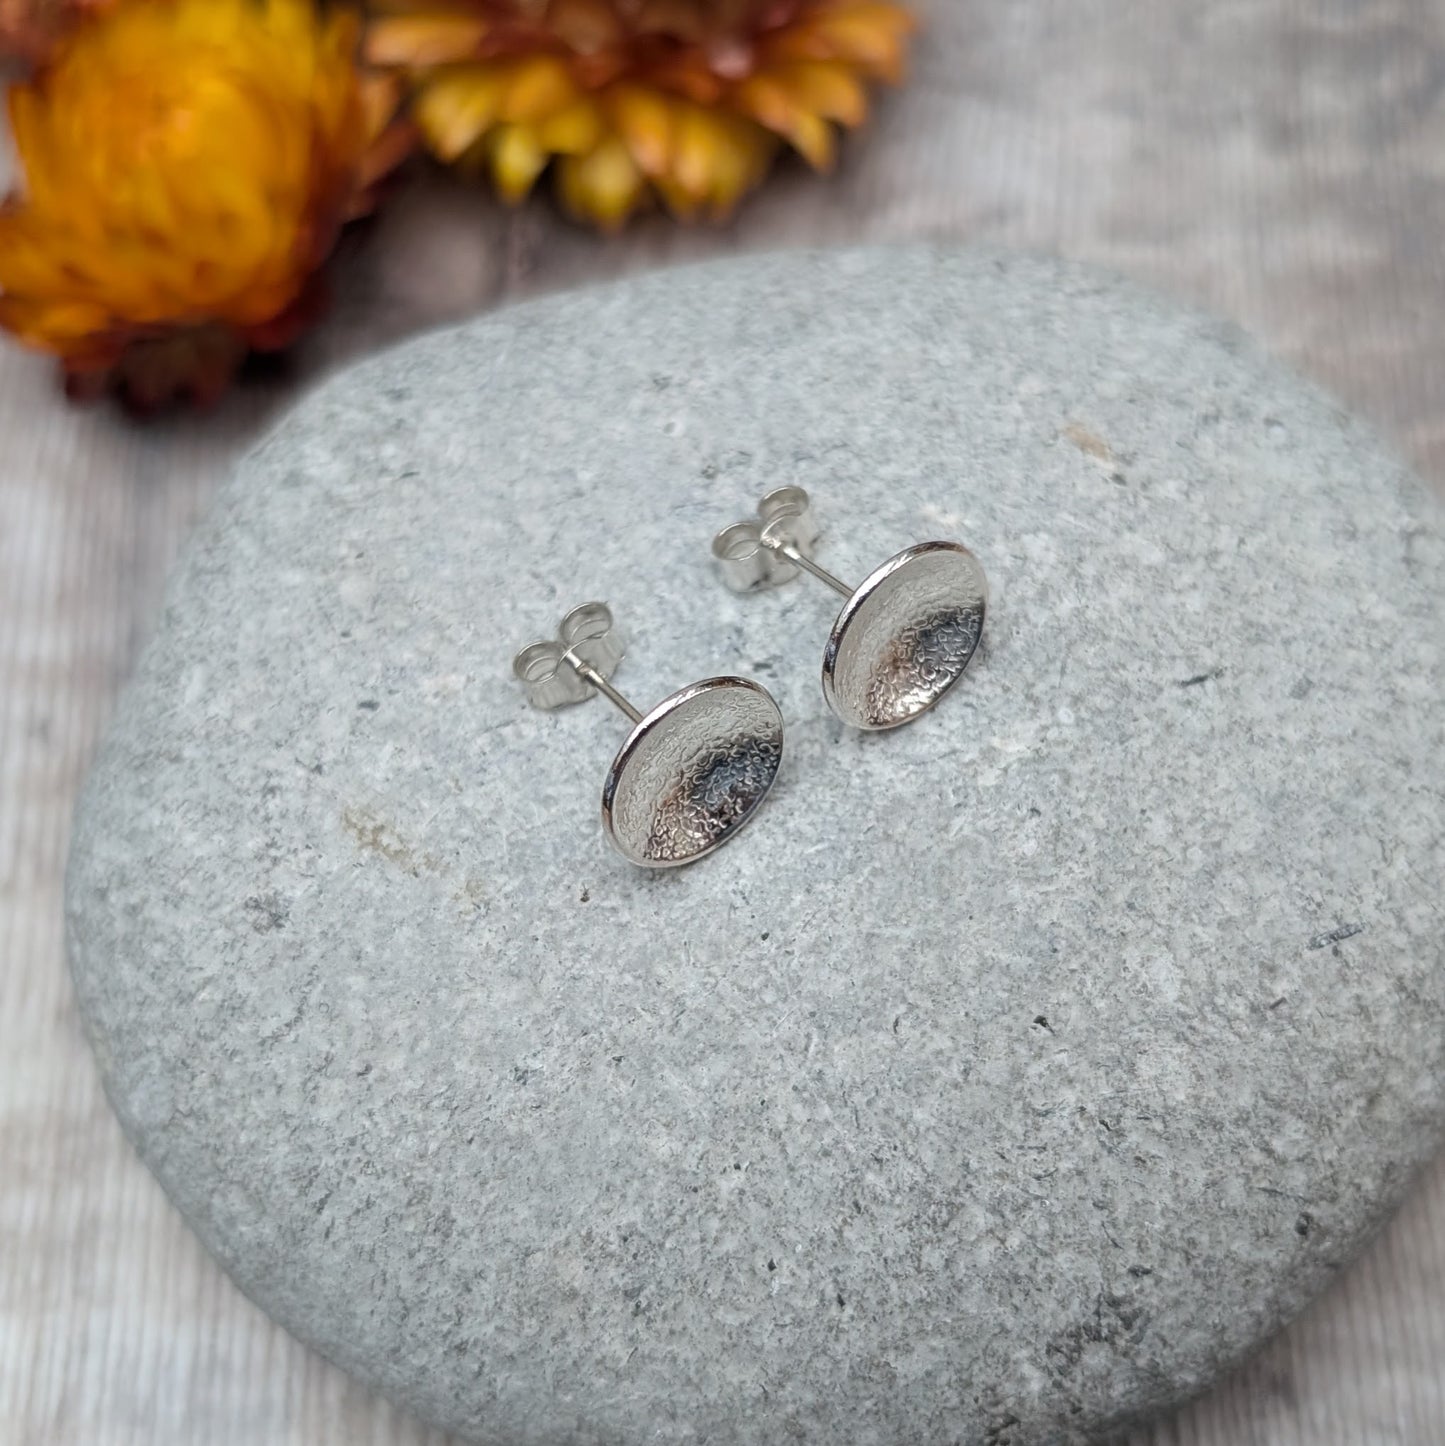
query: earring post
770 539 853 599
568 654 644 724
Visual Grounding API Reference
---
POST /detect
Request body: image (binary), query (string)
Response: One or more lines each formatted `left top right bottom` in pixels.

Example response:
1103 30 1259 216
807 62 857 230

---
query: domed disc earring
513 603 784 868
713 488 988 732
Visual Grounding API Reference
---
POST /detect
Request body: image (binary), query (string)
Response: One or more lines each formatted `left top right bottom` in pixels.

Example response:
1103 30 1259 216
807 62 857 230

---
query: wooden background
3 2 1444 1442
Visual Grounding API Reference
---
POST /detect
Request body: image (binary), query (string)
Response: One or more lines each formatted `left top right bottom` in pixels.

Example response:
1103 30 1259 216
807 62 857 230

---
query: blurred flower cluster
0 0 915 410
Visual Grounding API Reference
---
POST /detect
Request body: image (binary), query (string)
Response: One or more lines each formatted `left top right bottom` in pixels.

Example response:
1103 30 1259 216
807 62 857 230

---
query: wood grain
2 3 1444 1442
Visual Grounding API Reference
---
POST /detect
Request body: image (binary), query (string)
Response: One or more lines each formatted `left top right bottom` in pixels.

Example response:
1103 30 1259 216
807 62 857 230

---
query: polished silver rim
822 541 988 731
601 677 785 868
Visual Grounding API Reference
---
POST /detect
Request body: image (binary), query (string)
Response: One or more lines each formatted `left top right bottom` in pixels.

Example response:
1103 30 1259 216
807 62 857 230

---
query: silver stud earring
513 603 784 868
713 487 988 731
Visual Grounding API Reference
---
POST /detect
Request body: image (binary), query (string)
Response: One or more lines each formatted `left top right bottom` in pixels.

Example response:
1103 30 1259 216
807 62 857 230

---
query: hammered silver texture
602 679 784 868
823 542 988 730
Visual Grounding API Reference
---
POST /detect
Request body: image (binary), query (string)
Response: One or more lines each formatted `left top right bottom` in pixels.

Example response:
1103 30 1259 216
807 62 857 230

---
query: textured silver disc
822 541 988 731
601 677 784 868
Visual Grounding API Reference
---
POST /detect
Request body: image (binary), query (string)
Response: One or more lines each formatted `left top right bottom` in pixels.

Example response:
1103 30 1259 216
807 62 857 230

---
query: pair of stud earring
513 488 988 869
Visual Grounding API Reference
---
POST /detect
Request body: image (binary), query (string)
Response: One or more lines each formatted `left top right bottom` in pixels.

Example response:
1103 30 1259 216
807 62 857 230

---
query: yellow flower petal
488 123 550 202
706 117 774 218
364 15 490 67
499 54 579 124
606 83 674 178
414 65 507 160
557 135 646 229
733 73 795 136
670 103 726 203
537 100 606 156
734 74 835 168
787 109 836 170
769 60 867 127
797 4 915 80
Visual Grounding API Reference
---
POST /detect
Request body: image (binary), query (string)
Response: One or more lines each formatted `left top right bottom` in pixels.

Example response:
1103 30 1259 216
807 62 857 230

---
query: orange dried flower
366 0 916 229
0 0 410 410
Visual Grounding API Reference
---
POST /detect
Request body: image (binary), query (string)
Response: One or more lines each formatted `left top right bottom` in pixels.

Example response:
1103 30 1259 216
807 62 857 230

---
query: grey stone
66 246 1445 1445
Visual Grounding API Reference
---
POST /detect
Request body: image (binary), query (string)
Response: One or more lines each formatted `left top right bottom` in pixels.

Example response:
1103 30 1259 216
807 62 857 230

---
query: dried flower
366 0 916 229
0 0 409 410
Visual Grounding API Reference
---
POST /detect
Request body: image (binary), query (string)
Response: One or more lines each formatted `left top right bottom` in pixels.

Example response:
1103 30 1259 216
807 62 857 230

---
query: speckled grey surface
66 247 1445 1445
